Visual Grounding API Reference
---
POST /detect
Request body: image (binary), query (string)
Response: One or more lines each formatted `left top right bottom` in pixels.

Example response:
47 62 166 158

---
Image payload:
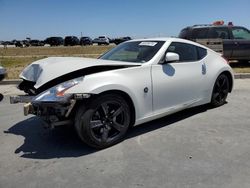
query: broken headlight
33 77 84 103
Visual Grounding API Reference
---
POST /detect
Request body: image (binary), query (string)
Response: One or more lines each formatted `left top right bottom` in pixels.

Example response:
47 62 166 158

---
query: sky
0 0 250 40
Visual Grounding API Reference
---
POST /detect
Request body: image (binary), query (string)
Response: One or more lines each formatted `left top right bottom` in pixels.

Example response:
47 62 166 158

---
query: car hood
20 57 141 89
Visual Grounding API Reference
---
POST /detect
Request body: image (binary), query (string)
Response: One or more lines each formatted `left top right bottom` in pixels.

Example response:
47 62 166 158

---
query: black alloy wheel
211 74 230 107
75 94 131 149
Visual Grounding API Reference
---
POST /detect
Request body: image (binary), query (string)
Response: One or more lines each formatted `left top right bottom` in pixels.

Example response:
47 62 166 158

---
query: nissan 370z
10 38 234 149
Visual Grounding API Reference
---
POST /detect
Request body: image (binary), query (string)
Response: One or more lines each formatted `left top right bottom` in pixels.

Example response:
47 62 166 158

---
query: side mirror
164 52 179 63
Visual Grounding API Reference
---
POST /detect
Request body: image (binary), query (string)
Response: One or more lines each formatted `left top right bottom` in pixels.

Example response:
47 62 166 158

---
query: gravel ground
0 79 250 188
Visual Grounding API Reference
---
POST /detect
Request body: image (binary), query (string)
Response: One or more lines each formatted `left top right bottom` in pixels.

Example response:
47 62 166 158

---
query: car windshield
99 41 165 63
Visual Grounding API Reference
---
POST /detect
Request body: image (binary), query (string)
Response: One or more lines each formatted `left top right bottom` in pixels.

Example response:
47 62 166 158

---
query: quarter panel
201 50 234 102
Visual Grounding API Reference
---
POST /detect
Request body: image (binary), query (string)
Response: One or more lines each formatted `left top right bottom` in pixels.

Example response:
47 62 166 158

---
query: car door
230 27 250 59
151 42 205 114
208 27 233 59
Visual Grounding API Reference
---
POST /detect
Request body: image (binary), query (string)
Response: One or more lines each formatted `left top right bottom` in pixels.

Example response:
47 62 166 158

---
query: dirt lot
0 46 113 79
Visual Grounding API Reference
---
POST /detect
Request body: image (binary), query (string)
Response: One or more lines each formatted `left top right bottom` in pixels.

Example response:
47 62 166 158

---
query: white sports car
11 38 234 148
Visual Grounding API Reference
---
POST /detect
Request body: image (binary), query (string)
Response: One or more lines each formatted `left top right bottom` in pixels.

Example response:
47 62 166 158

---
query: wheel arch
220 70 233 93
96 90 136 127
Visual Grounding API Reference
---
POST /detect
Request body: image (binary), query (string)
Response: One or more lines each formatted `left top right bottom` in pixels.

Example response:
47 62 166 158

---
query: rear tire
210 74 230 107
74 94 131 149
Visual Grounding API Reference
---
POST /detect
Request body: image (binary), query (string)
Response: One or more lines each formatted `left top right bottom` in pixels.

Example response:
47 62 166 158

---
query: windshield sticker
139 42 157 46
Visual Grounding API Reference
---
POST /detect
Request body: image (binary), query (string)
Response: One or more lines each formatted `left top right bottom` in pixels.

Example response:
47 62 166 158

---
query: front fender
65 66 153 124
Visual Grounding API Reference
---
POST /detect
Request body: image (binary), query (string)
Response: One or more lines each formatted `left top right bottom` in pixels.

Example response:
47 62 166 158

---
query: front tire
74 94 131 149
211 74 230 107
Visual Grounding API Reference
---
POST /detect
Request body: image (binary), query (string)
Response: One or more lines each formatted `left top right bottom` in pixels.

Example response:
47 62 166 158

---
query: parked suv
80 37 93 46
29 40 45 46
113 37 132 45
44 37 64 46
64 36 80 46
179 21 250 62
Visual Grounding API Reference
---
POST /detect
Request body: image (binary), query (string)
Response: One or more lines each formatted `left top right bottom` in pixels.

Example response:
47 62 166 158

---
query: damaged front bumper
10 95 77 128
32 100 76 128
10 77 92 128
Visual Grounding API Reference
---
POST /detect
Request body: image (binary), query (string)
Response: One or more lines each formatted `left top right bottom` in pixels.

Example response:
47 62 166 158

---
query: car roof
187 25 242 29
130 37 193 43
130 37 175 42
129 37 211 50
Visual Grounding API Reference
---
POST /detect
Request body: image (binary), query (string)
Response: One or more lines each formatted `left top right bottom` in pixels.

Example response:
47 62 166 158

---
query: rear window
191 28 209 39
197 47 207 60
167 42 198 62
208 27 229 39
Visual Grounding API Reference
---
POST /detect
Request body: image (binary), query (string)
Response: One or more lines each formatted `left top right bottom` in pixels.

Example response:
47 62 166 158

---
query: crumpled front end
17 56 140 96
12 77 90 128
26 99 76 128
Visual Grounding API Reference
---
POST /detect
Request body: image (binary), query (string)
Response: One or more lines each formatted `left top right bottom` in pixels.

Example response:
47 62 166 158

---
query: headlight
33 77 83 102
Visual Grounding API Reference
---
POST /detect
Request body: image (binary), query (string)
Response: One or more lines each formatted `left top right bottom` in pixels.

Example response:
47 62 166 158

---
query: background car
22 40 30 47
179 21 250 63
29 40 45 46
2 41 13 46
13 40 29 47
14 40 24 47
44 37 64 46
93 36 110 45
64 36 80 46
113 36 132 45
80 36 93 46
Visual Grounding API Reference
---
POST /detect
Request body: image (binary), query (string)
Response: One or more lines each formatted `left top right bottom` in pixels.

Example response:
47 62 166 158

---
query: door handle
202 63 206 75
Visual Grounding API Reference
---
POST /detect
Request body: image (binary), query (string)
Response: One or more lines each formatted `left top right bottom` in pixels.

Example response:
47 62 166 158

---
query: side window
232 27 250 40
167 42 198 62
191 28 209 39
197 47 207 60
209 28 229 39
